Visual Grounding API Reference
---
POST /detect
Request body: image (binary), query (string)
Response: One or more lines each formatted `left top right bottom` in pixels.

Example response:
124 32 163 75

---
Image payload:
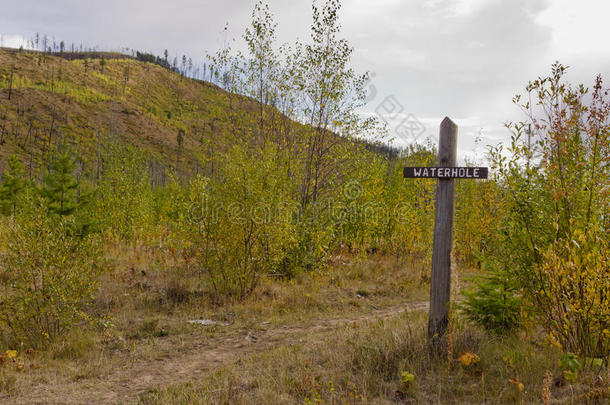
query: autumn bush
92 139 157 240
483 63 610 357
454 173 501 268
539 231 609 358
0 202 103 348
175 144 297 300
0 155 26 216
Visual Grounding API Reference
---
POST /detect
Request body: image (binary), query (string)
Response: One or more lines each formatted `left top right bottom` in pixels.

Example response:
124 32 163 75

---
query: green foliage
99 57 107 74
0 72 109 104
488 63 610 357
559 352 582 373
203 0 393 283
40 149 79 216
93 140 155 239
380 145 437 259
459 263 522 334
176 143 297 299
0 155 25 216
135 51 171 70
0 202 103 348
454 172 500 268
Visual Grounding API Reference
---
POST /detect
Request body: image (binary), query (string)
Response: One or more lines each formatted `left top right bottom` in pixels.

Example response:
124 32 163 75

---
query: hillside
0 48 260 177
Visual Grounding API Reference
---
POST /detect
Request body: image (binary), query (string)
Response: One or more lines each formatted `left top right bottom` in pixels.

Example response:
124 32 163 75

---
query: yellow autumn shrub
0 203 103 348
485 64 610 354
538 230 609 358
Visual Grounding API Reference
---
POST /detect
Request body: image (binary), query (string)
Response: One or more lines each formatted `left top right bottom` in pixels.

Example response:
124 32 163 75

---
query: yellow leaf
5 350 17 359
508 378 525 392
458 352 480 367
401 371 415 383
563 370 578 381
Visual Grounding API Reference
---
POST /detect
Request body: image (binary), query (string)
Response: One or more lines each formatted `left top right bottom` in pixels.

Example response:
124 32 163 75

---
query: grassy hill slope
0 48 259 177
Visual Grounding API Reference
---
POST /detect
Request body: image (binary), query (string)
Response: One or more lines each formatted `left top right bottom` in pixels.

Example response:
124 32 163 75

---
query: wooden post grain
428 117 458 345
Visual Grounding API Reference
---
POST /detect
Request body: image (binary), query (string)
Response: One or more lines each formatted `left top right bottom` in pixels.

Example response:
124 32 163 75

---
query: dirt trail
9 301 428 405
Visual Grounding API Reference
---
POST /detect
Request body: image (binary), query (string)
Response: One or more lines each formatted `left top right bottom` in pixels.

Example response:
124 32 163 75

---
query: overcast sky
2 0 609 161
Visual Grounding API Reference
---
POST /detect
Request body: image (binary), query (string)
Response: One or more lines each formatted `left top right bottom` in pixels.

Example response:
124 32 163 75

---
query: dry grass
0 235 607 404
139 311 608 405
0 241 429 404
96 241 429 329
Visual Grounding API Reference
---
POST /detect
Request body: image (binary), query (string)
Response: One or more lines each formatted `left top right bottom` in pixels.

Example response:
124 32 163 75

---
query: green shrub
40 148 97 236
40 149 80 217
181 143 296 300
93 140 156 239
0 203 103 348
0 155 26 216
459 264 522 334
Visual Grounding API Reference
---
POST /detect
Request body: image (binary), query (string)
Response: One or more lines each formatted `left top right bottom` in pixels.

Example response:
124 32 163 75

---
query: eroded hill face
0 49 259 176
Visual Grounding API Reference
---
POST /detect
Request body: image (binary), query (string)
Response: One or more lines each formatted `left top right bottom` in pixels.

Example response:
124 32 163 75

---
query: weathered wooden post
403 117 488 348
428 117 457 344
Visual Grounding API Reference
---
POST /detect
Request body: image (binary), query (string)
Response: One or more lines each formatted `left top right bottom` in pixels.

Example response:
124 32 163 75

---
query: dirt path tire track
9 301 429 405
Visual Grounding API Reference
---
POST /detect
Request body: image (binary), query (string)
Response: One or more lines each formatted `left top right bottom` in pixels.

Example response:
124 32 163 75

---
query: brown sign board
403 166 488 179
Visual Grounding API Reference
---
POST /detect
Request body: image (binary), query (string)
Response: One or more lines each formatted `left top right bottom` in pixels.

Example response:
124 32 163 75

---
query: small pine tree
0 155 26 216
99 57 106 74
459 262 522 334
41 150 79 216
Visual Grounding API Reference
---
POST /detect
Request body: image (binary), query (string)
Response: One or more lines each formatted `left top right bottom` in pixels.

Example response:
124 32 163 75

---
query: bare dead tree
0 106 7 145
8 65 15 100
122 65 131 95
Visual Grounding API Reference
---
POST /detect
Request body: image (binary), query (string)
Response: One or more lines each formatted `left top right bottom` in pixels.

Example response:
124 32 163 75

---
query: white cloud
536 0 610 59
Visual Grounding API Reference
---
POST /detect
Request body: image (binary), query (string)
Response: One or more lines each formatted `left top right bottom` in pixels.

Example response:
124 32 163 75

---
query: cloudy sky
2 0 609 161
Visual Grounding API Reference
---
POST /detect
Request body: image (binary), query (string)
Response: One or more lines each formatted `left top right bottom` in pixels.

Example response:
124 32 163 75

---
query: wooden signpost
404 117 488 346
